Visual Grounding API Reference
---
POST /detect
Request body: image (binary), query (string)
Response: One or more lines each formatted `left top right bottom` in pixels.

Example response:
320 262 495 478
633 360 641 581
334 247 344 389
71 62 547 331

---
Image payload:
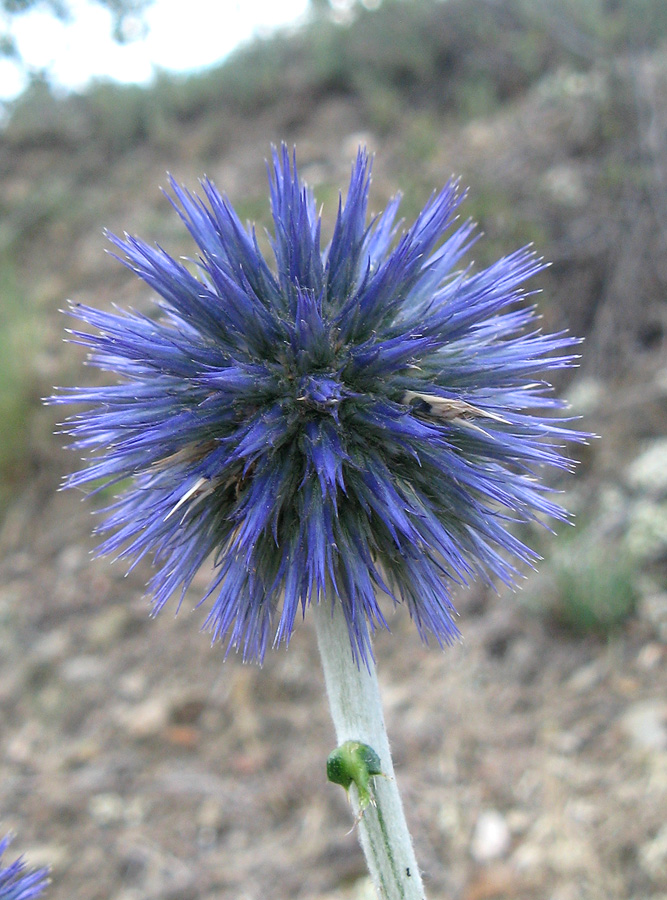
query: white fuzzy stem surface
313 599 426 900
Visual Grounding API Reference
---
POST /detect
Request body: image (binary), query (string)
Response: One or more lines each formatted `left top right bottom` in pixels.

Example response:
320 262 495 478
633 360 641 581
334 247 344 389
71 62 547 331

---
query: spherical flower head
0 835 49 900
54 146 585 665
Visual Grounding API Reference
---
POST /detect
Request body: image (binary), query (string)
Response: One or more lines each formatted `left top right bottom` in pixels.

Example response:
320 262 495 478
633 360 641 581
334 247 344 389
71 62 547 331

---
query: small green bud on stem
327 740 384 814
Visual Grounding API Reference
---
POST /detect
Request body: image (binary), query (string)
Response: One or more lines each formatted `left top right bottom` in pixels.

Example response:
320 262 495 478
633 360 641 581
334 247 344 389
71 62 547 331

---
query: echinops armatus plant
53 146 586 899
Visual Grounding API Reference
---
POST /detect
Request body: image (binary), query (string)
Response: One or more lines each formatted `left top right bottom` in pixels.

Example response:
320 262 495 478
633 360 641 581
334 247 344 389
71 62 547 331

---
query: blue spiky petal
53 146 586 665
0 835 49 900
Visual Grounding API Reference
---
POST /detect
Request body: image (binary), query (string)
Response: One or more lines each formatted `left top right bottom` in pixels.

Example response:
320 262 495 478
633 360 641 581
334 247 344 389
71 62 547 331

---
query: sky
0 0 311 101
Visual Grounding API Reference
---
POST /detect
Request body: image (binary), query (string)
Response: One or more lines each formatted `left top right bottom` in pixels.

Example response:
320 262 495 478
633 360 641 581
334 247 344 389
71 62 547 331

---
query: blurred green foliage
526 528 638 635
0 256 38 510
6 0 667 157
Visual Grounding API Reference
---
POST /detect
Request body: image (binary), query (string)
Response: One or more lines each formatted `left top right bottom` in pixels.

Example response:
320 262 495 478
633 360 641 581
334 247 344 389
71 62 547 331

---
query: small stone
621 702 667 752
565 377 604 416
89 792 125 826
32 629 70 664
627 439 667 497
626 499 667 560
115 697 170 738
351 876 376 900
6 721 42 763
470 810 511 862
197 798 225 831
567 660 603 693
640 824 667 882
637 643 664 670
60 654 106 683
437 801 462 838
552 730 584 755
117 670 148 700
543 164 587 207
57 545 88 574
512 841 544 872
640 594 667 642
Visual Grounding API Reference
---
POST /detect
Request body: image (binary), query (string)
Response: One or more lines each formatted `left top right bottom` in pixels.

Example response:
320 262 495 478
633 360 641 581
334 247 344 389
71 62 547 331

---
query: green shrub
527 528 637 635
0 257 38 509
7 0 667 159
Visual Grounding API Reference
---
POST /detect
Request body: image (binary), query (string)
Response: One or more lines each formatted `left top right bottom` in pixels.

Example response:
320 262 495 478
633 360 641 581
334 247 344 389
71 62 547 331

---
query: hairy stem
313 599 426 900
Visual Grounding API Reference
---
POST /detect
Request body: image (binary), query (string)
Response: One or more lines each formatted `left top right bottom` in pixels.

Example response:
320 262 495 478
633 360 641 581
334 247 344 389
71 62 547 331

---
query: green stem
313 599 426 900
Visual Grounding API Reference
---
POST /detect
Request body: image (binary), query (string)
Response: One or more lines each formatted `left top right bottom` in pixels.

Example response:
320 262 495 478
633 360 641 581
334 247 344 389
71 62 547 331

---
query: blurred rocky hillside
1 4 667 899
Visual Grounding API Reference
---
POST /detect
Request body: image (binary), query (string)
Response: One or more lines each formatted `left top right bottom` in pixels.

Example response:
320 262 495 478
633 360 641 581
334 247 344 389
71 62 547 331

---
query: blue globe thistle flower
54 146 585 665
0 835 49 900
